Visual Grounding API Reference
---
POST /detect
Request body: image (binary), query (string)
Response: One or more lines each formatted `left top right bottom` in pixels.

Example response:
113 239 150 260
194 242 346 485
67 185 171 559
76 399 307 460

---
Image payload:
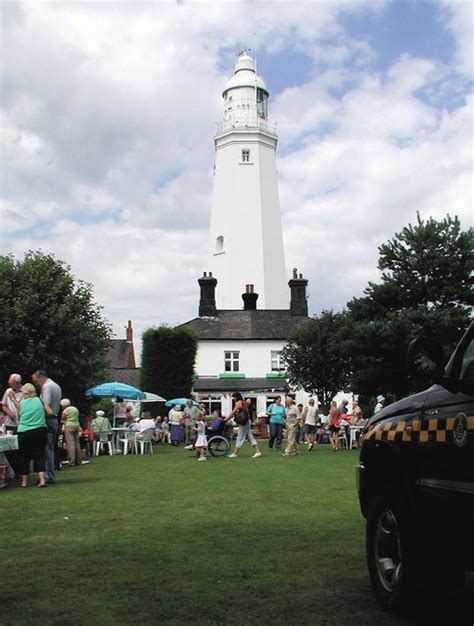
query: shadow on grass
2 447 472 625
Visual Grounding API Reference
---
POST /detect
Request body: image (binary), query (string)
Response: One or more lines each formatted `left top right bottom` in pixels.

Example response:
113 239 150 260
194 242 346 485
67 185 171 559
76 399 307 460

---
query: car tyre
366 492 416 612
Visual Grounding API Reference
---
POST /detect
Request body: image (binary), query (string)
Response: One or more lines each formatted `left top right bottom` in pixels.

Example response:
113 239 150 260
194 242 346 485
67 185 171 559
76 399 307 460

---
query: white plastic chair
119 430 137 455
95 433 114 456
338 429 348 449
135 429 154 454
349 428 360 450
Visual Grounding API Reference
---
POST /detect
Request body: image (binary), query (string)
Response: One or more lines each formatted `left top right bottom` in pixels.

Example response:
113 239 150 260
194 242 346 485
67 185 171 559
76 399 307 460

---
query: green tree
282 311 351 409
345 214 473 400
140 326 197 401
0 251 112 402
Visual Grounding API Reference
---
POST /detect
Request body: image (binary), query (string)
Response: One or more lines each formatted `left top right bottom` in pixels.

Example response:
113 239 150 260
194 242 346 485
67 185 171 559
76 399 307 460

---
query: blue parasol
165 397 199 407
85 381 146 400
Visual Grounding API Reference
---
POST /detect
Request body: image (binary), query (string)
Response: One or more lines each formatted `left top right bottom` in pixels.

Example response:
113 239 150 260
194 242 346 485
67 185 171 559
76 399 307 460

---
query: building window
216 235 224 253
271 350 284 372
241 149 250 162
225 351 240 372
197 394 223 416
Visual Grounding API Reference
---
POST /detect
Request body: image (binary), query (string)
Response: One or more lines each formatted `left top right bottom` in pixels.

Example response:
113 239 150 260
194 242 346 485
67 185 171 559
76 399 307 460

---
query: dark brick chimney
198 272 218 317
242 284 258 310
288 268 308 316
126 320 133 343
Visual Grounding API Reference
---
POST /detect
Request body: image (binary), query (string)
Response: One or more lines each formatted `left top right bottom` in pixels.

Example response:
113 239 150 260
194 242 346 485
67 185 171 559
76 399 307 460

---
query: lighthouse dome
222 54 269 97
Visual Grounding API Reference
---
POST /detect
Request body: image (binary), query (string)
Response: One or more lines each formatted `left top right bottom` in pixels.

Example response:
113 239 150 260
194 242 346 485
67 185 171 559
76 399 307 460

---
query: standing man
1 373 23 474
32 370 61 484
282 395 300 457
183 397 199 449
302 398 318 451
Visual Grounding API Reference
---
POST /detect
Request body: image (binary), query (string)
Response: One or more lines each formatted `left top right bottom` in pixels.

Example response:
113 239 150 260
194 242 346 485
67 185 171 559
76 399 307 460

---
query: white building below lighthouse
208 52 288 310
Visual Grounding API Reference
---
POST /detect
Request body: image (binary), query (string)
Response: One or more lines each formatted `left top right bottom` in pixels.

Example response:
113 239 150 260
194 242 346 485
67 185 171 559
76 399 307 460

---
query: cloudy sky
1 0 472 353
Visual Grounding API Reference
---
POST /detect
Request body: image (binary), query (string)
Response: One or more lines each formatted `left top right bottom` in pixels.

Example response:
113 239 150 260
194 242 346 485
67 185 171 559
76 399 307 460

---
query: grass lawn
1 444 470 625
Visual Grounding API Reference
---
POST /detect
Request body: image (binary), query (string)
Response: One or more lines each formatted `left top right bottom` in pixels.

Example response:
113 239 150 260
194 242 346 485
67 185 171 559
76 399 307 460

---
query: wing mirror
407 338 446 383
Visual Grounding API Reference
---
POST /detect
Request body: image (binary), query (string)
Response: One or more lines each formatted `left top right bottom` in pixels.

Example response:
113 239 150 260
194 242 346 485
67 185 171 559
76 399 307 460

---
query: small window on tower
241 149 250 162
216 235 224 253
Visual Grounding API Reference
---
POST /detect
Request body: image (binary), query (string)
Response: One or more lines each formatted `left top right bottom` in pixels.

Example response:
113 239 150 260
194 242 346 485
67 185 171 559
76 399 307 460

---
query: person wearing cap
91 410 112 436
374 395 385 414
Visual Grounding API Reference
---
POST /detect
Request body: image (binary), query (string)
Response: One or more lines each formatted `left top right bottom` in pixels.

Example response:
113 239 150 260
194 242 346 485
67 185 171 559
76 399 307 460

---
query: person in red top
328 401 341 451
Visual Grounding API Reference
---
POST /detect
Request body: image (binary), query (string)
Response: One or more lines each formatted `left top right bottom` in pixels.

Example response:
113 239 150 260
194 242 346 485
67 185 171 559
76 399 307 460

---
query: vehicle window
460 338 474 391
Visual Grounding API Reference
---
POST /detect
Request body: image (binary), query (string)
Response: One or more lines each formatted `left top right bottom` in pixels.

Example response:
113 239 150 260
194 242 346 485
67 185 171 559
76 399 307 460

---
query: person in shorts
302 398 318 451
328 401 341 451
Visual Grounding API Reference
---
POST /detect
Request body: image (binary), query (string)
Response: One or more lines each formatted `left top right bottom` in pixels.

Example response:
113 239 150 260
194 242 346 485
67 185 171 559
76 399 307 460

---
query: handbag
234 404 249 426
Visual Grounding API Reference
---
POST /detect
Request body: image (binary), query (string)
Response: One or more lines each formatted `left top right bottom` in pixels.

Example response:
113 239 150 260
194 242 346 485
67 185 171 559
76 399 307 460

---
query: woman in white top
169 405 184 446
114 399 127 426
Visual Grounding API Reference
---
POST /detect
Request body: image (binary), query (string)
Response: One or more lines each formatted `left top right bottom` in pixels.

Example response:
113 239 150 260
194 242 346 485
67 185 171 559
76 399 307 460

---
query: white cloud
1 0 472 355
438 0 474 78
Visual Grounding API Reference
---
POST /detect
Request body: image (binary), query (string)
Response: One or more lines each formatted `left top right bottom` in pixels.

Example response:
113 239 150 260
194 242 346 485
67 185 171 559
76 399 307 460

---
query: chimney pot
198 273 218 316
288 271 308 316
242 288 259 310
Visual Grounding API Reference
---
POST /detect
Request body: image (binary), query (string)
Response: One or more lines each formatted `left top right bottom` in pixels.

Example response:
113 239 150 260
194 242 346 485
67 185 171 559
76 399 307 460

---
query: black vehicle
356 322 474 611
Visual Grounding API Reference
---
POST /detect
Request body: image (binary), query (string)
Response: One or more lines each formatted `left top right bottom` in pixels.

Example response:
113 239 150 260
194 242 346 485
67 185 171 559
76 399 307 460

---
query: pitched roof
179 310 308 340
193 377 288 392
105 368 141 388
106 340 136 369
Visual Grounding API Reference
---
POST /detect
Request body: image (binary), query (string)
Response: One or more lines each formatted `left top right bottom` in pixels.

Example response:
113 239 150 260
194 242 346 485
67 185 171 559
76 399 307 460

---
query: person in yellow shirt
60 399 83 467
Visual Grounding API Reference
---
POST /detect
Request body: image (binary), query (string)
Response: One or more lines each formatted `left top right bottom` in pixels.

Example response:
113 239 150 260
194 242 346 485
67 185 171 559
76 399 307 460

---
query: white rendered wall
194 339 350 410
196 339 287 378
208 129 288 310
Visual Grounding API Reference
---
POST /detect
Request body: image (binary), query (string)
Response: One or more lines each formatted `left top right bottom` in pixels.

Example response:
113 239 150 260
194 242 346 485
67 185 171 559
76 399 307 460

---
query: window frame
224 350 240 372
270 350 284 372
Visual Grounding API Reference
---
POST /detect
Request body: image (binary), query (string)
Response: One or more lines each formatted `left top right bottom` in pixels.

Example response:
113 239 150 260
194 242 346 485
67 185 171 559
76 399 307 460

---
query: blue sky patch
340 1 454 71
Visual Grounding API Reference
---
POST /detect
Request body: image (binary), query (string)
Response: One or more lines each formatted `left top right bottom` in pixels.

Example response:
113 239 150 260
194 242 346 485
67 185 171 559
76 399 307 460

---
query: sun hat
96 410 105 417
376 395 385 403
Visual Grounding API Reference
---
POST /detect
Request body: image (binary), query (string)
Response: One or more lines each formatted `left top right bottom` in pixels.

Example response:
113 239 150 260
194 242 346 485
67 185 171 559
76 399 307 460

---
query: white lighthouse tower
208 52 288 310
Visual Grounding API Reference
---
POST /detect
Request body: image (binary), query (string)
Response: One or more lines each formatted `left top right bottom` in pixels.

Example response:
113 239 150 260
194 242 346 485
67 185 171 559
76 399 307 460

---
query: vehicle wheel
366 493 415 612
207 436 230 458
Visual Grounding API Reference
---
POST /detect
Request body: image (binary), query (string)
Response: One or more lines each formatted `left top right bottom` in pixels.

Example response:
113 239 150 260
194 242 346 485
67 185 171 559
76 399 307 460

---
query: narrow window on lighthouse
216 235 224 253
241 149 250 162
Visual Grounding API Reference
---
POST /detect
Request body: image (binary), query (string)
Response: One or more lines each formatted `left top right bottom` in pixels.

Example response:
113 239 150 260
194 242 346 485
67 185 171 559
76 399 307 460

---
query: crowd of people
1 371 376 486
0 370 85 488
120 392 369 459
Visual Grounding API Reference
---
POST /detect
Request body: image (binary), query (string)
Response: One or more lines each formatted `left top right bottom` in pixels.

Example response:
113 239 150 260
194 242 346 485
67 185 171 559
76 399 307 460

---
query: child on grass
194 416 208 461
